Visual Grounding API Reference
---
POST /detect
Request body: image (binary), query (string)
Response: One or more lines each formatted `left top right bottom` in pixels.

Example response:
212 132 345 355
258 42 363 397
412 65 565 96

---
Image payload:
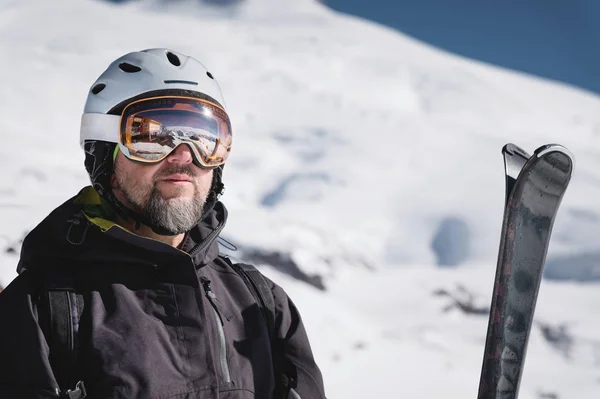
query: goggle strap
80 113 121 148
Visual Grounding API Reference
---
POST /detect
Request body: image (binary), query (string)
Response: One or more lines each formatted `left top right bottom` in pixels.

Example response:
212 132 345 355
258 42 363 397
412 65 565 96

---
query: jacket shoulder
0 272 36 306
0 272 58 394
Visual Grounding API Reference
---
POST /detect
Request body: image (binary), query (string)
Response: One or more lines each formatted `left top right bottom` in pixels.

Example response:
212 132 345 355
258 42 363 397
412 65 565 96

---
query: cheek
115 161 157 189
195 170 214 191
203 172 214 185
129 161 159 181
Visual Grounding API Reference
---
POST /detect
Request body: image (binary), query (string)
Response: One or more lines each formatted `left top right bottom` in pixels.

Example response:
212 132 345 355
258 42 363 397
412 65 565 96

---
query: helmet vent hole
91 83 106 94
166 51 181 67
206 71 214 79
119 62 142 73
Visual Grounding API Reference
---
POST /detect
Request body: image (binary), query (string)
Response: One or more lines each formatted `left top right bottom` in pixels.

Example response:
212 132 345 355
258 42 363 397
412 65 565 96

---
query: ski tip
534 144 575 168
535 144 573 157
503 143 530 159
503 143 517 154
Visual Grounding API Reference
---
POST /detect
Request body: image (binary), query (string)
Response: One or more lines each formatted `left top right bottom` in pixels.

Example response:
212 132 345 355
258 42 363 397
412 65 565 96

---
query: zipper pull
201 277 212 294
200 277 231 324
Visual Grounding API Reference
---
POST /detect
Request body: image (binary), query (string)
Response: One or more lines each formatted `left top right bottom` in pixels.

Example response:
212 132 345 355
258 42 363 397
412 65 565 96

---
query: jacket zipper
189 221 225 259
201 277 232 383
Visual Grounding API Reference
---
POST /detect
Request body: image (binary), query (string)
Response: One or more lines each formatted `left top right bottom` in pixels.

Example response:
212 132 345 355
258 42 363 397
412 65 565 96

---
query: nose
166 144 194 165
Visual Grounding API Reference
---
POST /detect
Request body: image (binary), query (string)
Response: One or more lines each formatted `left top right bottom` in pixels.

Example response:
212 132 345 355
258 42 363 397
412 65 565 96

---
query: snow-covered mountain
0 0 599 397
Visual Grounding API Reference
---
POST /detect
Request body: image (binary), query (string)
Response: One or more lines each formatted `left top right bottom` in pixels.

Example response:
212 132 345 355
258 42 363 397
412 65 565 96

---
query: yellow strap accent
83 214 116 232
72 186 103 206
73 186 118 232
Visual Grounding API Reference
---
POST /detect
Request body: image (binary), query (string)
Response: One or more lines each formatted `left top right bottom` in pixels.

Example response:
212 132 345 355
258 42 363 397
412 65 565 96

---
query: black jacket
0 187 326 399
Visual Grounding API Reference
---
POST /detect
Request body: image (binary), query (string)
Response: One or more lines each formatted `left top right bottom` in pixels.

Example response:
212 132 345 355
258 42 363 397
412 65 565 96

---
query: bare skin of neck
114 213 185 248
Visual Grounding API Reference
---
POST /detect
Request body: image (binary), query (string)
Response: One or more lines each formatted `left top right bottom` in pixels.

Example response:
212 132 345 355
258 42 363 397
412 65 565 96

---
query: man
0 49 326 399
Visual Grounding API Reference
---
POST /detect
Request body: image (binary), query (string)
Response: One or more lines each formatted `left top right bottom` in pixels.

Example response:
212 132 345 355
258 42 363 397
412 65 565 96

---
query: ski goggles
81 96 232 168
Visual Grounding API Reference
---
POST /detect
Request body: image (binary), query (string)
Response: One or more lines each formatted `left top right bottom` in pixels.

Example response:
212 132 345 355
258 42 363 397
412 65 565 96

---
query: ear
110 173 118 189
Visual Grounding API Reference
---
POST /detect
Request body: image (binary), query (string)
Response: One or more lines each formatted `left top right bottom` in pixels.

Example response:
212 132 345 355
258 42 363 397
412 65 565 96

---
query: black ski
477 143 574 399
501 144 530 206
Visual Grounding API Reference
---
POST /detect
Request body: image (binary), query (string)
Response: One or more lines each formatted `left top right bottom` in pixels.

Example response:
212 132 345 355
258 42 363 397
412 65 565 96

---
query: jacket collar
17 186 227 274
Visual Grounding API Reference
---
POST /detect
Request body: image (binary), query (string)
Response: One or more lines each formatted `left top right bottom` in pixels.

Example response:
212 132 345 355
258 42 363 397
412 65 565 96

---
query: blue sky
325 0 600 95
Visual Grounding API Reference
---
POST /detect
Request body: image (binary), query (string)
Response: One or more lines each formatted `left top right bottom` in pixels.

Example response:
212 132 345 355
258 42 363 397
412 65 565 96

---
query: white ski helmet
80 48 229 234
80 48 228 147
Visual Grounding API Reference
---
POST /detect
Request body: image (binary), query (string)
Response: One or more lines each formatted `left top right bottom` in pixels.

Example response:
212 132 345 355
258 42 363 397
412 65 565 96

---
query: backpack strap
35 271 87 399
224 256 298 398
229 262 276 338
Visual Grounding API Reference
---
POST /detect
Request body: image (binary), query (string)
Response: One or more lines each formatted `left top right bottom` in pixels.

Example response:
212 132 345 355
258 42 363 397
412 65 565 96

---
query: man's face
111 144 214 235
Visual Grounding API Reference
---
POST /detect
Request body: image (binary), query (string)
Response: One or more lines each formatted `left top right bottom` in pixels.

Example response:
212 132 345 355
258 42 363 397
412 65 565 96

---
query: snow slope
265 265 600 399
0 0 599 397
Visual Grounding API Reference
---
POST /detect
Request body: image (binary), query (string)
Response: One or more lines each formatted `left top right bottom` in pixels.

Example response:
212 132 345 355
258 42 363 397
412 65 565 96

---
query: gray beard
143 187 207 235
116 167 210 235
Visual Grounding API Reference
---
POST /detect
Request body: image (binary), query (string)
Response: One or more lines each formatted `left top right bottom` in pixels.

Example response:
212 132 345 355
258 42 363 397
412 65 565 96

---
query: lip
161 174 193 182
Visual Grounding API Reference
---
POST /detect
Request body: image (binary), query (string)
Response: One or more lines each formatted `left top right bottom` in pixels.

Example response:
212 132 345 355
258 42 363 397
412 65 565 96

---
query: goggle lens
119 96 232 168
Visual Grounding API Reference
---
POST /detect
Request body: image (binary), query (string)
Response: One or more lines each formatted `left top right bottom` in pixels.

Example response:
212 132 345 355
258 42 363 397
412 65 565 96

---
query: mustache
154 164 197 181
